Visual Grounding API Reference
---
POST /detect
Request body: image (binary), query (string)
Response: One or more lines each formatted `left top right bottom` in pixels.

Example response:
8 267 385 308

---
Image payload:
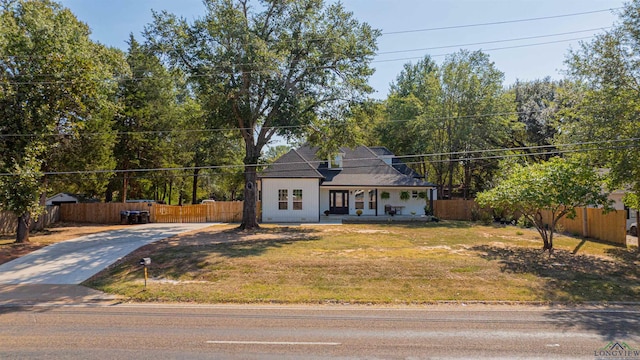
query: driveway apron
0 223 212 285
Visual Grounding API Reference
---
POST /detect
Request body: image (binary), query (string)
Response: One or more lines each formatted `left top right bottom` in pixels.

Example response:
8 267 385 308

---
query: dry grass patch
84 222 639 304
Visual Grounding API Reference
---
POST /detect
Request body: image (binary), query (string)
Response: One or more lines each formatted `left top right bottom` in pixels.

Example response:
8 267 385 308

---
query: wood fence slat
433 199 477 221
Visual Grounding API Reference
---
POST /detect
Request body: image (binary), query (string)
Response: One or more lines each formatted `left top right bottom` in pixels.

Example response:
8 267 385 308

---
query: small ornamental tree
0 147 47 243
476 157 611 253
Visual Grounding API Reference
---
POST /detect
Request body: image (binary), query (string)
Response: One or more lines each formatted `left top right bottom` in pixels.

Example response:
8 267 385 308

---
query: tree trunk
543 218 555 254
191 168 200 205
16 212 31 243
240 149 260 230
105 182 114 202
463 162 472 200
122 172 129 202
447 159 454 200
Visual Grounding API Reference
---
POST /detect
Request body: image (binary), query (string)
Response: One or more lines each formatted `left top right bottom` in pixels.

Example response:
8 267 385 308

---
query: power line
0 108 573 139
0 101 627 139
377 27 610 55
374 36 596 63
0 28 607 85
382 8 620 35
1 137 637 176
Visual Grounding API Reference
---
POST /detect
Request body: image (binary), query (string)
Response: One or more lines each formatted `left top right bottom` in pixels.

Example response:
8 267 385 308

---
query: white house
258 145 437 223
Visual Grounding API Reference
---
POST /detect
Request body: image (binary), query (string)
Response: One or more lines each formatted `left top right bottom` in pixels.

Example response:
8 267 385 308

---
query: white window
412 190 418 199
355 190 365 209
293 189 303 210
278 189 288 210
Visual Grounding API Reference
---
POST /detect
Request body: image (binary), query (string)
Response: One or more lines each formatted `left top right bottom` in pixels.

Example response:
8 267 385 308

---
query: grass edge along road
83 221 639 305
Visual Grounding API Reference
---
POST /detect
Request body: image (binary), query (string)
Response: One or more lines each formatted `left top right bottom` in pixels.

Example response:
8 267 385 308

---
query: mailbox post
139 258 151 288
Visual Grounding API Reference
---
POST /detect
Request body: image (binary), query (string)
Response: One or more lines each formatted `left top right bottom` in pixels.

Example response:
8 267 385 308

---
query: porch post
375 189 378 216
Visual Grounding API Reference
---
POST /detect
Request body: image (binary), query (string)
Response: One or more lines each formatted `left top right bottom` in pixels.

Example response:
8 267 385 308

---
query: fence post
582 207 588 237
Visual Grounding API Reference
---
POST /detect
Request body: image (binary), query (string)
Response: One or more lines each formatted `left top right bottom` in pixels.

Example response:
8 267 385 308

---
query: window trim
293 189 303 210
278 189 288 210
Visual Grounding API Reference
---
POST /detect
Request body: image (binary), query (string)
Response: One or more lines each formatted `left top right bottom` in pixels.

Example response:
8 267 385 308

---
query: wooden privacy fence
0 206 60 235
434 200 627 245
541 207 627 245
61 202 153 224
60 202 248 224
433 199 478 221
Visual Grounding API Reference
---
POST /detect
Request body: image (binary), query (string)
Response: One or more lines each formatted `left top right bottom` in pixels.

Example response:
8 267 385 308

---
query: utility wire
1 137 637 176
0 108 573 138
375 36 595 63
382 8 620 35
0 102 628 139
0 37 598 88
0 32 602 85
0 12 614 84
377 27 610 55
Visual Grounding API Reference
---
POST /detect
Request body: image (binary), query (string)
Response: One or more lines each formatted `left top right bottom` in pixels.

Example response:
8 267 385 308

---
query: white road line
207 341 341 346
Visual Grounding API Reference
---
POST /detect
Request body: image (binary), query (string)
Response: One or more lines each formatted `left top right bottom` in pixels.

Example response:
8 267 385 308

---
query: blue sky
59 0 624 99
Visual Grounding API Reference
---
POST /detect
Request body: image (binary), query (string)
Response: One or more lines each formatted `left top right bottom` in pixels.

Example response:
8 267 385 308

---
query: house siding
261 178 320 223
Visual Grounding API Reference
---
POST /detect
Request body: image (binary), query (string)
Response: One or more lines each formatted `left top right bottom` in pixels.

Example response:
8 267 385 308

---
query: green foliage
377 51 513 198
0 146 46 218
380 191 390 200
262 145 292 164
477 157 611 251
623 193 640 211
509 77 563 161
0 0 125 234
399 191 410 201
563 0 640 214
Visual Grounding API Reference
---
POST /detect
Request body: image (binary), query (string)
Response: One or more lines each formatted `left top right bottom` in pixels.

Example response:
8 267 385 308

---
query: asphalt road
1 304 638 359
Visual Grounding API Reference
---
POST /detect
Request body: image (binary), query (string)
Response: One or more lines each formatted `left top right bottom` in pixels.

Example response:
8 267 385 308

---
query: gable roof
260 145 436 188
259 148 323 178
369 146 422 178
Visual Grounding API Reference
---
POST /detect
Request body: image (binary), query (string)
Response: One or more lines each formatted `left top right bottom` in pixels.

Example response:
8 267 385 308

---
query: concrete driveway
0 223 211 285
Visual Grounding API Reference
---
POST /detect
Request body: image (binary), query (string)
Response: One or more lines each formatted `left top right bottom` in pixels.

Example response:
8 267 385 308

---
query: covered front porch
319 187 436 217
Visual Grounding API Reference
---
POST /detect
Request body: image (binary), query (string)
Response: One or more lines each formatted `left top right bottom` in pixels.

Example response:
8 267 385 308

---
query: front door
329 190 349 215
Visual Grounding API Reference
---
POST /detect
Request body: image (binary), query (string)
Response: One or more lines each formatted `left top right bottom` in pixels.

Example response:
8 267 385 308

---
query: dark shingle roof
259 148 323 178
259 145 436 187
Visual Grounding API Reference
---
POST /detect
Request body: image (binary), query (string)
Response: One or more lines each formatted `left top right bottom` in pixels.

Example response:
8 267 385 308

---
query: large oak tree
145 0 380 229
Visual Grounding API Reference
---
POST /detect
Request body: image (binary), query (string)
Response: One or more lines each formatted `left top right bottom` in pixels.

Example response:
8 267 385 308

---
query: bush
472 207 493 225
517 215 533 228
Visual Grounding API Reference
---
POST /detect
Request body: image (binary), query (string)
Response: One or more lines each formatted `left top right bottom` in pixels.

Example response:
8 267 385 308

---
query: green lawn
84 222 639 304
